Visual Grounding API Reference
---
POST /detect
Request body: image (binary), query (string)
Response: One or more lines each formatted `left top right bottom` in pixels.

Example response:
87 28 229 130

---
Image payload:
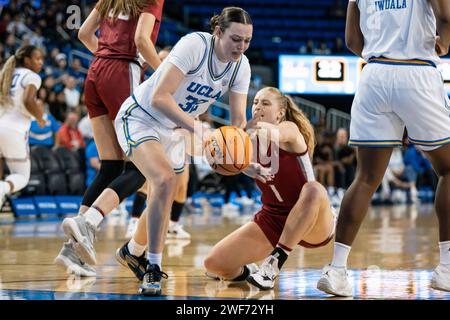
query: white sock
439 241 450 266
331 242 351 268
148 252 162 269
128 238 146 257
84 207 104 228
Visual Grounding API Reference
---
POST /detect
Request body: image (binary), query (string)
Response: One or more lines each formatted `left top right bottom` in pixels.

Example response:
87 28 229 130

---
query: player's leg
316 147 392 296
61 62 145 265
424 144 450 291
391 66 450 292
248 181 334 290
204 222 273 280
125 181 148 239
168 166 190 239
129 140 177 296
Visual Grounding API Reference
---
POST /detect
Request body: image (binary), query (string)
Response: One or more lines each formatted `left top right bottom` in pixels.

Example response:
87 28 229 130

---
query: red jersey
256 142 315 216
95 0 164 61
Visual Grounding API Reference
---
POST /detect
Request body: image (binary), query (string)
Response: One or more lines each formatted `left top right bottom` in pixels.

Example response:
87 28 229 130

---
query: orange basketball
205 126 253 176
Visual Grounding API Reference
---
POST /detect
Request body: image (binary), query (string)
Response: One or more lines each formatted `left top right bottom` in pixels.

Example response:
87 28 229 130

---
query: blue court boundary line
0 288 243 300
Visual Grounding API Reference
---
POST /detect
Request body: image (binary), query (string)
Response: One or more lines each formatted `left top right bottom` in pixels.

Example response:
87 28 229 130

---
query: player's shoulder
181 31 211 45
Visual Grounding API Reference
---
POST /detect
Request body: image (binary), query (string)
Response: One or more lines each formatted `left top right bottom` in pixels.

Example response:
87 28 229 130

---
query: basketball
204 126 253 176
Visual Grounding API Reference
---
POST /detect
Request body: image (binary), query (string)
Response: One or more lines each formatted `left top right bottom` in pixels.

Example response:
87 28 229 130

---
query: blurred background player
112 7 253 295
317 0 450 296
0 45 45 210
54 0 164 277
204 87 336 290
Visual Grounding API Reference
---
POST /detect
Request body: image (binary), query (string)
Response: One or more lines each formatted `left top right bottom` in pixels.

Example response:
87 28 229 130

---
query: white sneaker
247 256 279 290
167 222 191 239
317 264 353 297
431 264 450 292
125 217 139 239
221 203 240 218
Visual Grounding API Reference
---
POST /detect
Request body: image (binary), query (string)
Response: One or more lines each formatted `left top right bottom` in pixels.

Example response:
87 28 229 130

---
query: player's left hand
244 162 274 183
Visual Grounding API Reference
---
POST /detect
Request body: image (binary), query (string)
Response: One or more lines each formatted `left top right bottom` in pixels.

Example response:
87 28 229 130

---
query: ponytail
0 55 17 108
0 45 39 110
284 95 315 158
265 87 316 158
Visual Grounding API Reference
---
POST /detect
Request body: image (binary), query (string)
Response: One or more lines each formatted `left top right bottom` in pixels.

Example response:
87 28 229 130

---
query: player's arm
23 84 45 127
78 8 101 53
228 91 247 128
135 13 161 71
151 63 197 133
345 1 364 58
431 0 450 54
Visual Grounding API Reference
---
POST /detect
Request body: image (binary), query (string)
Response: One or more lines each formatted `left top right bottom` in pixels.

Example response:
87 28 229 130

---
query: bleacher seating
173 0 347 60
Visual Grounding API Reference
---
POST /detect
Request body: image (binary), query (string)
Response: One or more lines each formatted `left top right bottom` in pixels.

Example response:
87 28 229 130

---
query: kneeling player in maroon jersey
204 87 336 290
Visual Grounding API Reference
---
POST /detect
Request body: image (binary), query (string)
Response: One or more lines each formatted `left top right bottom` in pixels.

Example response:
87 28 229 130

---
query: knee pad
82 160 124 207
108 162 146 202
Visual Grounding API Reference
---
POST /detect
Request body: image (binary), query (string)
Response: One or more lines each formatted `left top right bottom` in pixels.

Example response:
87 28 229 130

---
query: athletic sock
331 242 351 268
128 238 146 257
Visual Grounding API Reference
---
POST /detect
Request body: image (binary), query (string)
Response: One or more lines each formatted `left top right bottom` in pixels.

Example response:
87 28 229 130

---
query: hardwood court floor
1 204 450 300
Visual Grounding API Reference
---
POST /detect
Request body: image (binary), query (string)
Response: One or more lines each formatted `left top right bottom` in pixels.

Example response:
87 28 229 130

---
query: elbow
135 35 149 52
78 28 87 43
151 92 165 110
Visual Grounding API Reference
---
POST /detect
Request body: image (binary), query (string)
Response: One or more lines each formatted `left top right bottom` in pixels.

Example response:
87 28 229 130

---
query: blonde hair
210 7 252 33
0 45 38 109
97 0 155 20
266 87 316 158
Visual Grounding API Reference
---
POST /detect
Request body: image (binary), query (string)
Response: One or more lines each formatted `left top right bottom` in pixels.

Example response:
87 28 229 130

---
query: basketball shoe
0 182 8 210
167 221 191 239
62 215 97 265
431 264 450 292
317 264 353 297
139 264 168 296
54 240 96 277
247 256 279 290
116 241 148 281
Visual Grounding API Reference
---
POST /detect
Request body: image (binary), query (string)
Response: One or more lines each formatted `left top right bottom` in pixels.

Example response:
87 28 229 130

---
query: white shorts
0 127 29 161
349 61 450 151
115 96 185 174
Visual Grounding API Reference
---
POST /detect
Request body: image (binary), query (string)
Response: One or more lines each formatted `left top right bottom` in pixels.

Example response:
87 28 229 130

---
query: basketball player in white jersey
317 0 450 297
0 45 45 210
62 7 253 296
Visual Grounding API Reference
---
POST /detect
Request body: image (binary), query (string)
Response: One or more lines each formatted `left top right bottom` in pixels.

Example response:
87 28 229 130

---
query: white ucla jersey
0 67 42 133
357 0 439 65
132 32 251 128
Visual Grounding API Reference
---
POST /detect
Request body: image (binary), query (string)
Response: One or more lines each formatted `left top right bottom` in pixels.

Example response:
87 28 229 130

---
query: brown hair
0 45 38 109
266 87 316 158
97 0 156 20
210 7 252 33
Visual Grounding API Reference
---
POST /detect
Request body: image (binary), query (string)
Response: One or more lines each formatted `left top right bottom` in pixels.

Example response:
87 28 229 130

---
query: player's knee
204 253 223 274
302 181 326 202
153 170 176 192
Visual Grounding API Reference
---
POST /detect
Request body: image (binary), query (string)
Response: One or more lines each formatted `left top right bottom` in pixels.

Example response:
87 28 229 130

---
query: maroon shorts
253 209 333 249
84 57 142 120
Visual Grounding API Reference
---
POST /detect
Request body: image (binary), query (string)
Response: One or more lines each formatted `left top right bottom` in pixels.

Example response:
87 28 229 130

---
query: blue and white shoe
139 264 168 296
115 241 148 281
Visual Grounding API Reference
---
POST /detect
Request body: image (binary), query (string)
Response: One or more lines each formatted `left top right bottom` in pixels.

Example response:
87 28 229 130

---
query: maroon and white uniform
84 0 164 119
253 142 333 248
